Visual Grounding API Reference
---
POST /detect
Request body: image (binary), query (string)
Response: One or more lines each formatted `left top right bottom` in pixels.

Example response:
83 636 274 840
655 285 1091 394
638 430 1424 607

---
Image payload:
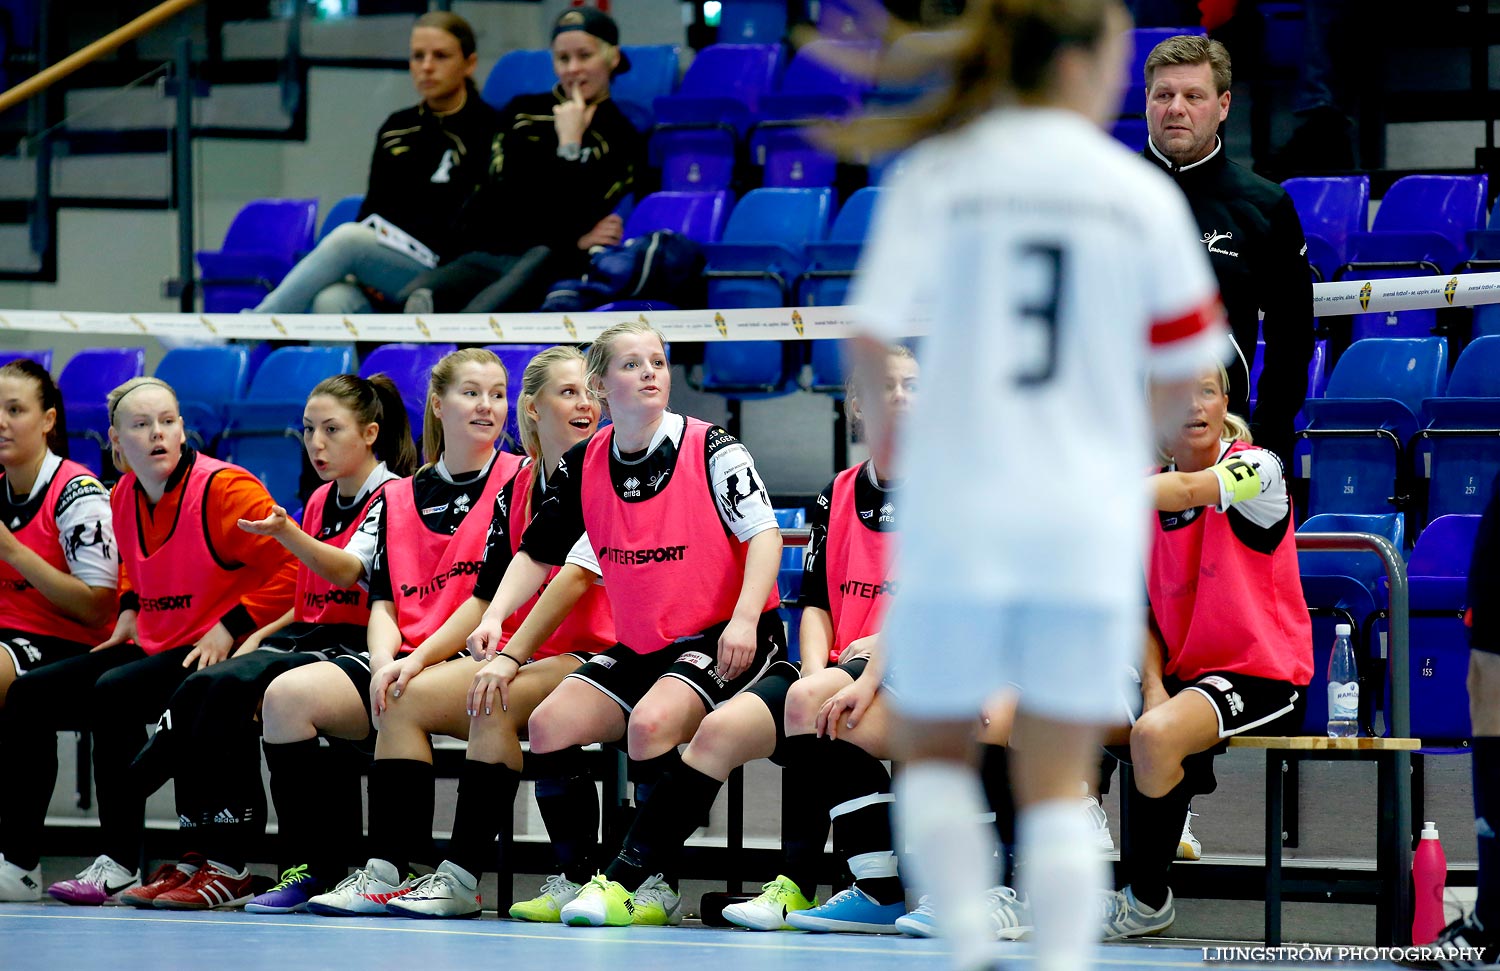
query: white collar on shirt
435 450 497 484
612 411 683 463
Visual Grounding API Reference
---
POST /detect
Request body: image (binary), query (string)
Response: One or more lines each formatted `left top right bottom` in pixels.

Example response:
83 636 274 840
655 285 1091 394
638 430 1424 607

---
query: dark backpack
541 230 706 311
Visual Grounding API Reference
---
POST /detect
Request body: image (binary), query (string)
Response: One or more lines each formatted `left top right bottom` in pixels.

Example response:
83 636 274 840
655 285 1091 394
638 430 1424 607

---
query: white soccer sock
894 761 998 971
1018 798 1108 971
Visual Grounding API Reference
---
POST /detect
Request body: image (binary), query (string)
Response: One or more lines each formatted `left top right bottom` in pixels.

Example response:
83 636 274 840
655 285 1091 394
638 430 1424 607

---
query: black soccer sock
980 744 1018 884
1123 778 1191 912
830 791 903 906
1473 737 1500 928
778 735 834 899
264 739 323 873
448 760 522 879
605 763 724 892
536 775 601 884
631 748 684 809
367 758 436 876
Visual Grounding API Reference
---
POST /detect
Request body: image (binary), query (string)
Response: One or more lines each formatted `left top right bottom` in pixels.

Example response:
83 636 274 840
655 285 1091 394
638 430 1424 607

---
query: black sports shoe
1408 914 1500 969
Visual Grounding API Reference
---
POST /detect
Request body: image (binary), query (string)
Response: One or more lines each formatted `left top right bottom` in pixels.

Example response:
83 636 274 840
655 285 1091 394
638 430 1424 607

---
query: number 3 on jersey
1015 242 1065 388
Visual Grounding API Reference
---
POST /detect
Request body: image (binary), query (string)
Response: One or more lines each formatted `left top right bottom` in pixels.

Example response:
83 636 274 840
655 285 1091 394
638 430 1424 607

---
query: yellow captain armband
1210 457 1261 506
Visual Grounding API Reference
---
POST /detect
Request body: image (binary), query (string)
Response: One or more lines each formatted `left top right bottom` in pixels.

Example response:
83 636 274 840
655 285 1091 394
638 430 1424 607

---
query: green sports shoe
560 874 634 927
721 875 815 931
509 874 582 923
630 873 683 926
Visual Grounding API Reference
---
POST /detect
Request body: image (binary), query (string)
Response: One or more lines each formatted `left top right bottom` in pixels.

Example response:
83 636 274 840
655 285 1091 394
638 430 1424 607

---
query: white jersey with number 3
855 108 1226 610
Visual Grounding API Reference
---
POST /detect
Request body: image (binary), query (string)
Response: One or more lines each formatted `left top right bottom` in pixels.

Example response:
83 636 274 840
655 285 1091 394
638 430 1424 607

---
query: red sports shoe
152 859 254 910
119 854 204 909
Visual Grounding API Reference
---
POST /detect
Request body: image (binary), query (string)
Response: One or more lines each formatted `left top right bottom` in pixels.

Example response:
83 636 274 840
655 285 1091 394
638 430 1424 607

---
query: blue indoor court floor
0 903 1418 971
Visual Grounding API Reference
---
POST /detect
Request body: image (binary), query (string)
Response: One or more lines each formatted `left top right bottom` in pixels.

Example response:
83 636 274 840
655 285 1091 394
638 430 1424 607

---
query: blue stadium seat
154 345 251 454
58 347 146 476
197 199 319 313
1415 336 1500 523
318 194 365 244
799 186 881 307
705 186 833 309
749 40 876 188
719 1 787 42
611 45 682 131
1248 337 1327 426
221 346 355 507
1338 175 1488 342
0 349 54 370
651 44 784 191
481 49 556 111
1120 26 1207 115
775 506 807 662
590 192 735 314
359 342 458 448
1379 514 1481 745
1283 175 1369 282
483 344 555 452
815 0 888 40
1296 338 1447 517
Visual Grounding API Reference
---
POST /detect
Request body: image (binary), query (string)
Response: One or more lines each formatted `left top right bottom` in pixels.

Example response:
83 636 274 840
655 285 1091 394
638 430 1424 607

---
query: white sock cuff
848 850 898 880
830 791 894 820
1019 799 1100 861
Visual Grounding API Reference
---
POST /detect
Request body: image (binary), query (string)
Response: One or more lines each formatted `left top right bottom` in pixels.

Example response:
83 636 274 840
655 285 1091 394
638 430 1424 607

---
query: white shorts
884 596 1141 724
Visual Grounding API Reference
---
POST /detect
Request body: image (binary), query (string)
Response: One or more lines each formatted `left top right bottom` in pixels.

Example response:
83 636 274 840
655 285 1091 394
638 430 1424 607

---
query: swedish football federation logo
489 317 504 339
792 310 804 337
272 317 288 337
414 316 431 339
1445 277 1459 306
344 317 360 338
1358 282 1372 312
563 316 578 341
714 312 728 338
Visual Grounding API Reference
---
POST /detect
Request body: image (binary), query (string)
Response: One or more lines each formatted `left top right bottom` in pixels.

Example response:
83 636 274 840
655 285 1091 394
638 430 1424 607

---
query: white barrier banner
2 271 1496 343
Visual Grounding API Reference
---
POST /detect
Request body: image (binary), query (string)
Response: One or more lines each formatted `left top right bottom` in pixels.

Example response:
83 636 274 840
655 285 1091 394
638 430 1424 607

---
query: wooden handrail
0 0 203 115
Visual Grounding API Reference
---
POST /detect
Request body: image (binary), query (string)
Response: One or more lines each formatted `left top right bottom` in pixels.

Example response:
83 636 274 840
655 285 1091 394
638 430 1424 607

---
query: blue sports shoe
894 895 937 937
245 865 320 914
784 886 905 934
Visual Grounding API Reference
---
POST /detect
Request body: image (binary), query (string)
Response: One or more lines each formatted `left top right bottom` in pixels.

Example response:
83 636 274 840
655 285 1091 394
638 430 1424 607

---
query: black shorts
331 652 376 733
566 610 787 715
1166 671 1306 739
259 621 369 658
0 628 90 677
744 660 802 755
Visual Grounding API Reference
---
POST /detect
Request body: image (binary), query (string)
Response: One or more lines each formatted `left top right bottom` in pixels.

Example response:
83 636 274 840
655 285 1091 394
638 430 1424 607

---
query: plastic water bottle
1326 623 1359 738
1412 821 1448 944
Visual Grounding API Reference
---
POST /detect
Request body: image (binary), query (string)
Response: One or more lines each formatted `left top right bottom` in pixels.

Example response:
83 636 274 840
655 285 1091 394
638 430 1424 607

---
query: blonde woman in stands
841 0 1229 968
0 376 297 906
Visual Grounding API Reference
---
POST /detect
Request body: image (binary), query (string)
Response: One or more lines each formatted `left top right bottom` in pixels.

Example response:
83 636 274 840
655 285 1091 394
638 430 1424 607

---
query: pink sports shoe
47 854 140 906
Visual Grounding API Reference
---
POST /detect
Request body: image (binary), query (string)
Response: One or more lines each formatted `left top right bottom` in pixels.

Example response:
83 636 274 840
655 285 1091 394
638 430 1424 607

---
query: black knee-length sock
605 763 723 892
1123 779 1191 911
447 760 522 879
367 759 436 876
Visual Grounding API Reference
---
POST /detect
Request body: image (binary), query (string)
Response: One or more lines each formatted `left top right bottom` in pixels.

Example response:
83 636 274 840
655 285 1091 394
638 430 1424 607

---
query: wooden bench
1225 735 1421 947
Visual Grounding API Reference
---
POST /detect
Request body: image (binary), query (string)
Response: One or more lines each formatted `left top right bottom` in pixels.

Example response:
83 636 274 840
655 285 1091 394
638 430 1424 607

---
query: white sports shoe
47 854 140 906
385 861 481 919
306 858 411 916
1082 794 1115 853
1177 809 1202 861
984 885 1033 941
1100 885 1175 941
721 875 815 931
0 855 42 902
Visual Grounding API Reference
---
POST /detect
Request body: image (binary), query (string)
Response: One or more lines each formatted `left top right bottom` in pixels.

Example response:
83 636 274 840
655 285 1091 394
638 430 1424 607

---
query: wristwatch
557 142 582 161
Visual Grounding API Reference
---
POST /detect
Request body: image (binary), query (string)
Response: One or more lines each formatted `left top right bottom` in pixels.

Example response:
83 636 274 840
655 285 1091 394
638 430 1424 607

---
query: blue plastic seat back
318 195 365 244
661 43 782 111
359 343 458 446
1428 445 1500 522
1445 335 1500 397
761 130 839 189
829 186 880 244
622 190 733 243
707 187 833 308
1369 174 1488 258
698 341 801 395
807 340 844 393
1323 338 1448 416
612 44 682 128
481 49 556 110
772 39 876 102
219 199 319 263
59 347 146 472
719 1 787 42
1297 512 1405 594
1283 175 1370 267
484 344 556 451
155 345 251 451
654 128 737 191
1409 514 1482 579
1121 26 1206 114
1475 304 1500 337
773 507 806 602
0 349 53 370
799 187 882 306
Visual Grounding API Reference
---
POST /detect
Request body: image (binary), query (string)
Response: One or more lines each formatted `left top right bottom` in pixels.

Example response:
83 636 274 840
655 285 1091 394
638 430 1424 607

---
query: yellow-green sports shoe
560 874 635 927
509 874 582 923
721 875 815 931
629 873 683 926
